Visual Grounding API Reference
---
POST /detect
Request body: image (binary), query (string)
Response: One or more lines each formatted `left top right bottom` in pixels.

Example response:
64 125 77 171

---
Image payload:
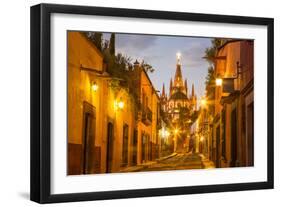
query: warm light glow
114 98 125 110
200 136 204 142
174 128 179 135
176 52 181 60
160 127 170 139
201 98 207 106
118 100 124 109
216 78 223 86
166 131 170 137
160 128 165 137
114 100 118 110
91 82 98 91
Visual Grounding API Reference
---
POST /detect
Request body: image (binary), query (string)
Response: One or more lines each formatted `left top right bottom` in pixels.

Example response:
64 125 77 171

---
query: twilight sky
104 33 213 99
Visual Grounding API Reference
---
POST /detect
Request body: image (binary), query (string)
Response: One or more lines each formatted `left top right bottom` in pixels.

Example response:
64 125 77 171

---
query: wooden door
106 122 114 173
231 108 237 167
247 103 254 166
82 102 96 174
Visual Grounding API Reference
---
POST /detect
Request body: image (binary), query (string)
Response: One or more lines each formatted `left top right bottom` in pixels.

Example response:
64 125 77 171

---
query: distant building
160 54 198 152
161 54 197 122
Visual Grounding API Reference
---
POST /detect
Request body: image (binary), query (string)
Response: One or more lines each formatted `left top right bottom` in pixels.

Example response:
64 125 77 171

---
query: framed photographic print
30 3 274 203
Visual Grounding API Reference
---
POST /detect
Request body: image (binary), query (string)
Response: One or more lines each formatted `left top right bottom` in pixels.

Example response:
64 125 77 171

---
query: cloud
181 41 210 68
142 55 161 62
116 34 158 53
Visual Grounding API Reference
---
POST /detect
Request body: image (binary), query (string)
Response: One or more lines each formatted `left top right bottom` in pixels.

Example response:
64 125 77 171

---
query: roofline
141 68 160 100
217 39 253 52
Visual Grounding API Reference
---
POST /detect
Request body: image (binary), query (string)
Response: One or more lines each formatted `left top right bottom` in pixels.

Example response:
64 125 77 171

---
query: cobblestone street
121 153 214 173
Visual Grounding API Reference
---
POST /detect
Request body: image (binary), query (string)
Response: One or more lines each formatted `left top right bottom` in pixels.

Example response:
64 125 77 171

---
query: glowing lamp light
118 100 124 109
114 98 125 110
160 127 170 139
166 131 170 137
160 128 166 138
201 98 207 106
91 81 98 91
174 128 179 135
200 136 204 142
216 78 223 86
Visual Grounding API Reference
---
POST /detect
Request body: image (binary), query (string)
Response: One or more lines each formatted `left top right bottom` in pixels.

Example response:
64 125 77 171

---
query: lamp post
215 78 223 86
215 61 244 90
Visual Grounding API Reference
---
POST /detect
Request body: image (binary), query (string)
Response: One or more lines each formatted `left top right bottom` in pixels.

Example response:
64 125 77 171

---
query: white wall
0 0 280 206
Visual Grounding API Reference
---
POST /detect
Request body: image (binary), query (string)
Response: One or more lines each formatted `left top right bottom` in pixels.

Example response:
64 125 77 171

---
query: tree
86 32 103 51
109 33 115 56
203 38 228 113
94 33 102 50
84 31 156 115
204 38 228 65
205 66 215 100
140 60 155 73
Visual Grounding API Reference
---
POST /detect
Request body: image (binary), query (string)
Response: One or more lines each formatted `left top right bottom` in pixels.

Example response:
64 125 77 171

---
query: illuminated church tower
160 53 197 122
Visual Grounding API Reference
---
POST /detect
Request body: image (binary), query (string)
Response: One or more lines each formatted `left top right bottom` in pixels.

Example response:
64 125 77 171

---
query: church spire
161 83 166 97
169 78 173 97
184 79 188 95
192 83 195 97
174 53 184 87
176 52 181 65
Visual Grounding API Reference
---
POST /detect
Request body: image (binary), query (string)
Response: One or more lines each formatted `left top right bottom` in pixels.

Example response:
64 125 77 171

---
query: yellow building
67 32 162 175
68 32 137 174
211 40 254 168
131 61 161 164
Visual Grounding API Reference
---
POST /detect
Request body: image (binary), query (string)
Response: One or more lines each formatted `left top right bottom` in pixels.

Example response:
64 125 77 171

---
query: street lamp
200 97 207 107
215 78 223 86
114 98 125 110
118 98 124 109
215 61 244 90
91 81 98 91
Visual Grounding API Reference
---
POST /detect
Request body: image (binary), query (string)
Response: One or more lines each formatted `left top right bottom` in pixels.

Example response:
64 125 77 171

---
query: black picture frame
30 3 274 204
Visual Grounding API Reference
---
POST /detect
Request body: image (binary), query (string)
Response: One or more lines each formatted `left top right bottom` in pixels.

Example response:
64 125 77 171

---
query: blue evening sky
103 33 213 99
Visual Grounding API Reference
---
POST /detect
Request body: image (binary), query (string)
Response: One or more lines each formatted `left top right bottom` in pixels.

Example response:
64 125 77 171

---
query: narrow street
121 153 214 173
66 32 254 175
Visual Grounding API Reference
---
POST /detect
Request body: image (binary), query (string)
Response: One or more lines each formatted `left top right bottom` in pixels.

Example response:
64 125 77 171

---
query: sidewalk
199 154 215 169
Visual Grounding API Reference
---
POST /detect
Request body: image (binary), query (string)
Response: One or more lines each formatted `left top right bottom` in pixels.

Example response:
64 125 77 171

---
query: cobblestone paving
135 153 204 172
